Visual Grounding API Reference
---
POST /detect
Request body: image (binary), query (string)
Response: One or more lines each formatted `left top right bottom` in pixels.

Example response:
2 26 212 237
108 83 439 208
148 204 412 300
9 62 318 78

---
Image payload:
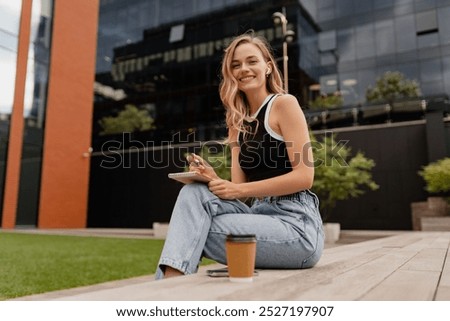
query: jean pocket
301 225 324 268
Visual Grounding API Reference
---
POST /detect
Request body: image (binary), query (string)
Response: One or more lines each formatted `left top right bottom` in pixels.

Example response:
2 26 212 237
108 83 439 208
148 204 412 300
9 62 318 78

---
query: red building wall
1 0 99 228
38 0 99 228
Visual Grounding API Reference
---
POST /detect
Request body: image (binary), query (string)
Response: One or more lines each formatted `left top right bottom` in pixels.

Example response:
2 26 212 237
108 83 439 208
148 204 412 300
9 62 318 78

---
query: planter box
411 197 449 230
421 217 450 231
323 223 340 244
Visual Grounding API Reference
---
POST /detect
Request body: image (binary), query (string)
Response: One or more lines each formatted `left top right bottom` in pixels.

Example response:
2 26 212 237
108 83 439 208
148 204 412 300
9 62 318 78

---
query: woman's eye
232 64 240 69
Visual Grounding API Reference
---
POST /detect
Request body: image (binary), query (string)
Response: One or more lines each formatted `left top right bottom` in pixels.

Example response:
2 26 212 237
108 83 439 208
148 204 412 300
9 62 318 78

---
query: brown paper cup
225 234 257 283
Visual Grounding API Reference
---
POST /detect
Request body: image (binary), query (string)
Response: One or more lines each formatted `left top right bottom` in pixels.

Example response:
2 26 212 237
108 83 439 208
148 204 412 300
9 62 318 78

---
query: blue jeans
155 183 324 279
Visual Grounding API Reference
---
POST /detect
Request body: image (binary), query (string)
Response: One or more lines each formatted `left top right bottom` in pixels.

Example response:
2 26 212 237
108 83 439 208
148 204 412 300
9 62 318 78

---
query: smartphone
206 268 259 277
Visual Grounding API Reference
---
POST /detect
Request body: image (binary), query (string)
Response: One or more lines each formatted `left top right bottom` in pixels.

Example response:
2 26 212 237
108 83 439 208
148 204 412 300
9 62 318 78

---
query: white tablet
168 172 212 184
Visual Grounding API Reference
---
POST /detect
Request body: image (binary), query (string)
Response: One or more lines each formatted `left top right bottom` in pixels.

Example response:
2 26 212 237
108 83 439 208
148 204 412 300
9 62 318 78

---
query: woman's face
231 42 269 94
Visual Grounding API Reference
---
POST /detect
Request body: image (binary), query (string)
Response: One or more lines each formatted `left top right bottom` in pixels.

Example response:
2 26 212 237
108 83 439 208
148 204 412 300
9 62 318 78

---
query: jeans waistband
260 190 306 201
258 190 319 208
267 191 303 202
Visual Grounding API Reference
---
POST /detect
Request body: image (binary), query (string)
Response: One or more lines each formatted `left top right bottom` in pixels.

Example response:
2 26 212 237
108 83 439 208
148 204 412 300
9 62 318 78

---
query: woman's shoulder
272 94 302 112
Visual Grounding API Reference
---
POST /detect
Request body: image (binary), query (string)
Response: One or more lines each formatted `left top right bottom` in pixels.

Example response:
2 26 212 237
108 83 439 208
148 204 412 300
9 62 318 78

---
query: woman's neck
246 90 271 115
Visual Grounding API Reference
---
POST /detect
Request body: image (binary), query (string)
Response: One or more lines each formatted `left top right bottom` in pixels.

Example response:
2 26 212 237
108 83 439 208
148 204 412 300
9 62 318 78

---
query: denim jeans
155 183 324 280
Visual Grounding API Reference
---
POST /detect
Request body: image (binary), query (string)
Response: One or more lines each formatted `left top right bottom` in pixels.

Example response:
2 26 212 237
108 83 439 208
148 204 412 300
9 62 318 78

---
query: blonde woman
155 32 323 279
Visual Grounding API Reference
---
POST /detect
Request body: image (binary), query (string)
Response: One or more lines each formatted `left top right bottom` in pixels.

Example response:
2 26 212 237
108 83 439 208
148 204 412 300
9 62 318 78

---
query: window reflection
16 0 53 226
23 0 52 123
337 28 355 62
0 1 22 35
0 49 17 114
0 0 21 114
0 30 19 53
438 7 450 45
395 14 416 52
355 24 375 59
0 0 21 221
375 20 395 56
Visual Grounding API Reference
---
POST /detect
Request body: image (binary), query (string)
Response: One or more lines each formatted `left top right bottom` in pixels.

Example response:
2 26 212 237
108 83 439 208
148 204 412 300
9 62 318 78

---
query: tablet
168 172 212 184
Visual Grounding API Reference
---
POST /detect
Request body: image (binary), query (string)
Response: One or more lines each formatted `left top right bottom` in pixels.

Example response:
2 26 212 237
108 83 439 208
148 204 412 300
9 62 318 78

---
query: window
438 6 450 45
443 56 450 92
319 30 338 66
355 24 375 59
416 10 438 35
320 74 338 94
395 14 416 52
319 30 336 52
169 24 184 43
375 20 395 56
337 28 356 62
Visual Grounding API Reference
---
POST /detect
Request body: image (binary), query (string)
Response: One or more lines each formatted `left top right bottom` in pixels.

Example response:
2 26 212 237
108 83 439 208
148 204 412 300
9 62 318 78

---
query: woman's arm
208 95 314 199
228 127 247 184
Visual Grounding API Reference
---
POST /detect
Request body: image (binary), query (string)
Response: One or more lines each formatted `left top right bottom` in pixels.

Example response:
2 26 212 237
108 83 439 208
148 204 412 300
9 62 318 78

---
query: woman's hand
187 153 220 181
208 179 243 200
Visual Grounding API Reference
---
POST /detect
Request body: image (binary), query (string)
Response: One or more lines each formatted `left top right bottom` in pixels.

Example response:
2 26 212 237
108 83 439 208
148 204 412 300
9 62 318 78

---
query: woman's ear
266 62 272 75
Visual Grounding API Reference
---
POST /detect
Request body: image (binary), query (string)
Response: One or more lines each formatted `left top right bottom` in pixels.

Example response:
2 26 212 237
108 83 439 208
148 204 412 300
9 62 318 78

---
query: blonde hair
219 32 285 136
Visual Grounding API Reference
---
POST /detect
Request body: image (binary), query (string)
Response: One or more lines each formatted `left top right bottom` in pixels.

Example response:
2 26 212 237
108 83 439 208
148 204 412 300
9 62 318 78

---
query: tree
311 133 379 221
366 71 421 104
309 92 343 109
98 104 155 135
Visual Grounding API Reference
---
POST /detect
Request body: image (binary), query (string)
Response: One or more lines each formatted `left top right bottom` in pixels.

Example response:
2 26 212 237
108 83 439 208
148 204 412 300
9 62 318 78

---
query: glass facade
93 0 317 149
308 0 450 106
15 0 53 226
0 0 22 222
94 0 450 148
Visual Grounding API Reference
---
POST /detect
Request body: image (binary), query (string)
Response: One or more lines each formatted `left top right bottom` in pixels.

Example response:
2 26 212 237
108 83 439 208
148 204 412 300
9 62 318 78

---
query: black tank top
238 95 292 182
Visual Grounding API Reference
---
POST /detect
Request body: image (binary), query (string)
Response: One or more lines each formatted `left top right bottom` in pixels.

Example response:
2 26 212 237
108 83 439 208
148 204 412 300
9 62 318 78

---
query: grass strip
0 232 213 300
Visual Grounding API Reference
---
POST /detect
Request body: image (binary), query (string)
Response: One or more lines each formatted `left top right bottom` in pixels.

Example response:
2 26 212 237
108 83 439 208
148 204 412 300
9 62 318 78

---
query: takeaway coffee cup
225 234 257 283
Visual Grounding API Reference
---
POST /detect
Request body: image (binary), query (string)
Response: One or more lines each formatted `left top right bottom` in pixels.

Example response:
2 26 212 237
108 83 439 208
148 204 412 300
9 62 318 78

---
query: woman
155 32 324 279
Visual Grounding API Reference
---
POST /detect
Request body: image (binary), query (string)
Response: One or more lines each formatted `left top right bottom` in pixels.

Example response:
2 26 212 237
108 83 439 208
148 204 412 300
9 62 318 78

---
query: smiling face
231 42 271 95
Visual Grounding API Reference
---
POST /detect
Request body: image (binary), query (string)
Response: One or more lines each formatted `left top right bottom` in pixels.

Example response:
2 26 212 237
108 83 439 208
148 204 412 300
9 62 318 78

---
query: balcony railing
305 95 449 130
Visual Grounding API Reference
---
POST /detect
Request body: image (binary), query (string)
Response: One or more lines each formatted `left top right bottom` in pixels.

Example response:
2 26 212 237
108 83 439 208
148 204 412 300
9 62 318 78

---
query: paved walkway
5 228 403 301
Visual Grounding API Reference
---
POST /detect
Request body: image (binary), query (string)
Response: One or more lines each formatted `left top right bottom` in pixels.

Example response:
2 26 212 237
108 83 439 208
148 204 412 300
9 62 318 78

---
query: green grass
0 232 214 300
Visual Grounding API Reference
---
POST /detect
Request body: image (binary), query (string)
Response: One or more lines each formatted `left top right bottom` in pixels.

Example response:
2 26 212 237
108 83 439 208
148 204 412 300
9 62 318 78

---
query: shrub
418 158 450 196
311 133 379 221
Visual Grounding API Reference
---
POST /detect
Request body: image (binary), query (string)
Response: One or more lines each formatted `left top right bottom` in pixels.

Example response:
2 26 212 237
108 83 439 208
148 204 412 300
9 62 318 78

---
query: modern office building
93 0 320 147
0 0 98 228
307 0 450 105
2 0 449 230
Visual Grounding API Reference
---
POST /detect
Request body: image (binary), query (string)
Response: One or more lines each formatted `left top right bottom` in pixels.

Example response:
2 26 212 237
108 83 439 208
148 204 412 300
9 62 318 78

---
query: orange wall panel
37 0 99 228
1 0 33 228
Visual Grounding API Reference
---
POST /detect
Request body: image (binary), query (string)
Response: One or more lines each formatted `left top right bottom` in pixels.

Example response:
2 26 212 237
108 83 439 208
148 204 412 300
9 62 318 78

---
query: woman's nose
241 63 250 71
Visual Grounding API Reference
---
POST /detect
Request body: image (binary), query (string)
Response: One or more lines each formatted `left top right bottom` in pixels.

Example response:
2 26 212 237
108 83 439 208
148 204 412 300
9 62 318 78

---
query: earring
266 69 271 77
